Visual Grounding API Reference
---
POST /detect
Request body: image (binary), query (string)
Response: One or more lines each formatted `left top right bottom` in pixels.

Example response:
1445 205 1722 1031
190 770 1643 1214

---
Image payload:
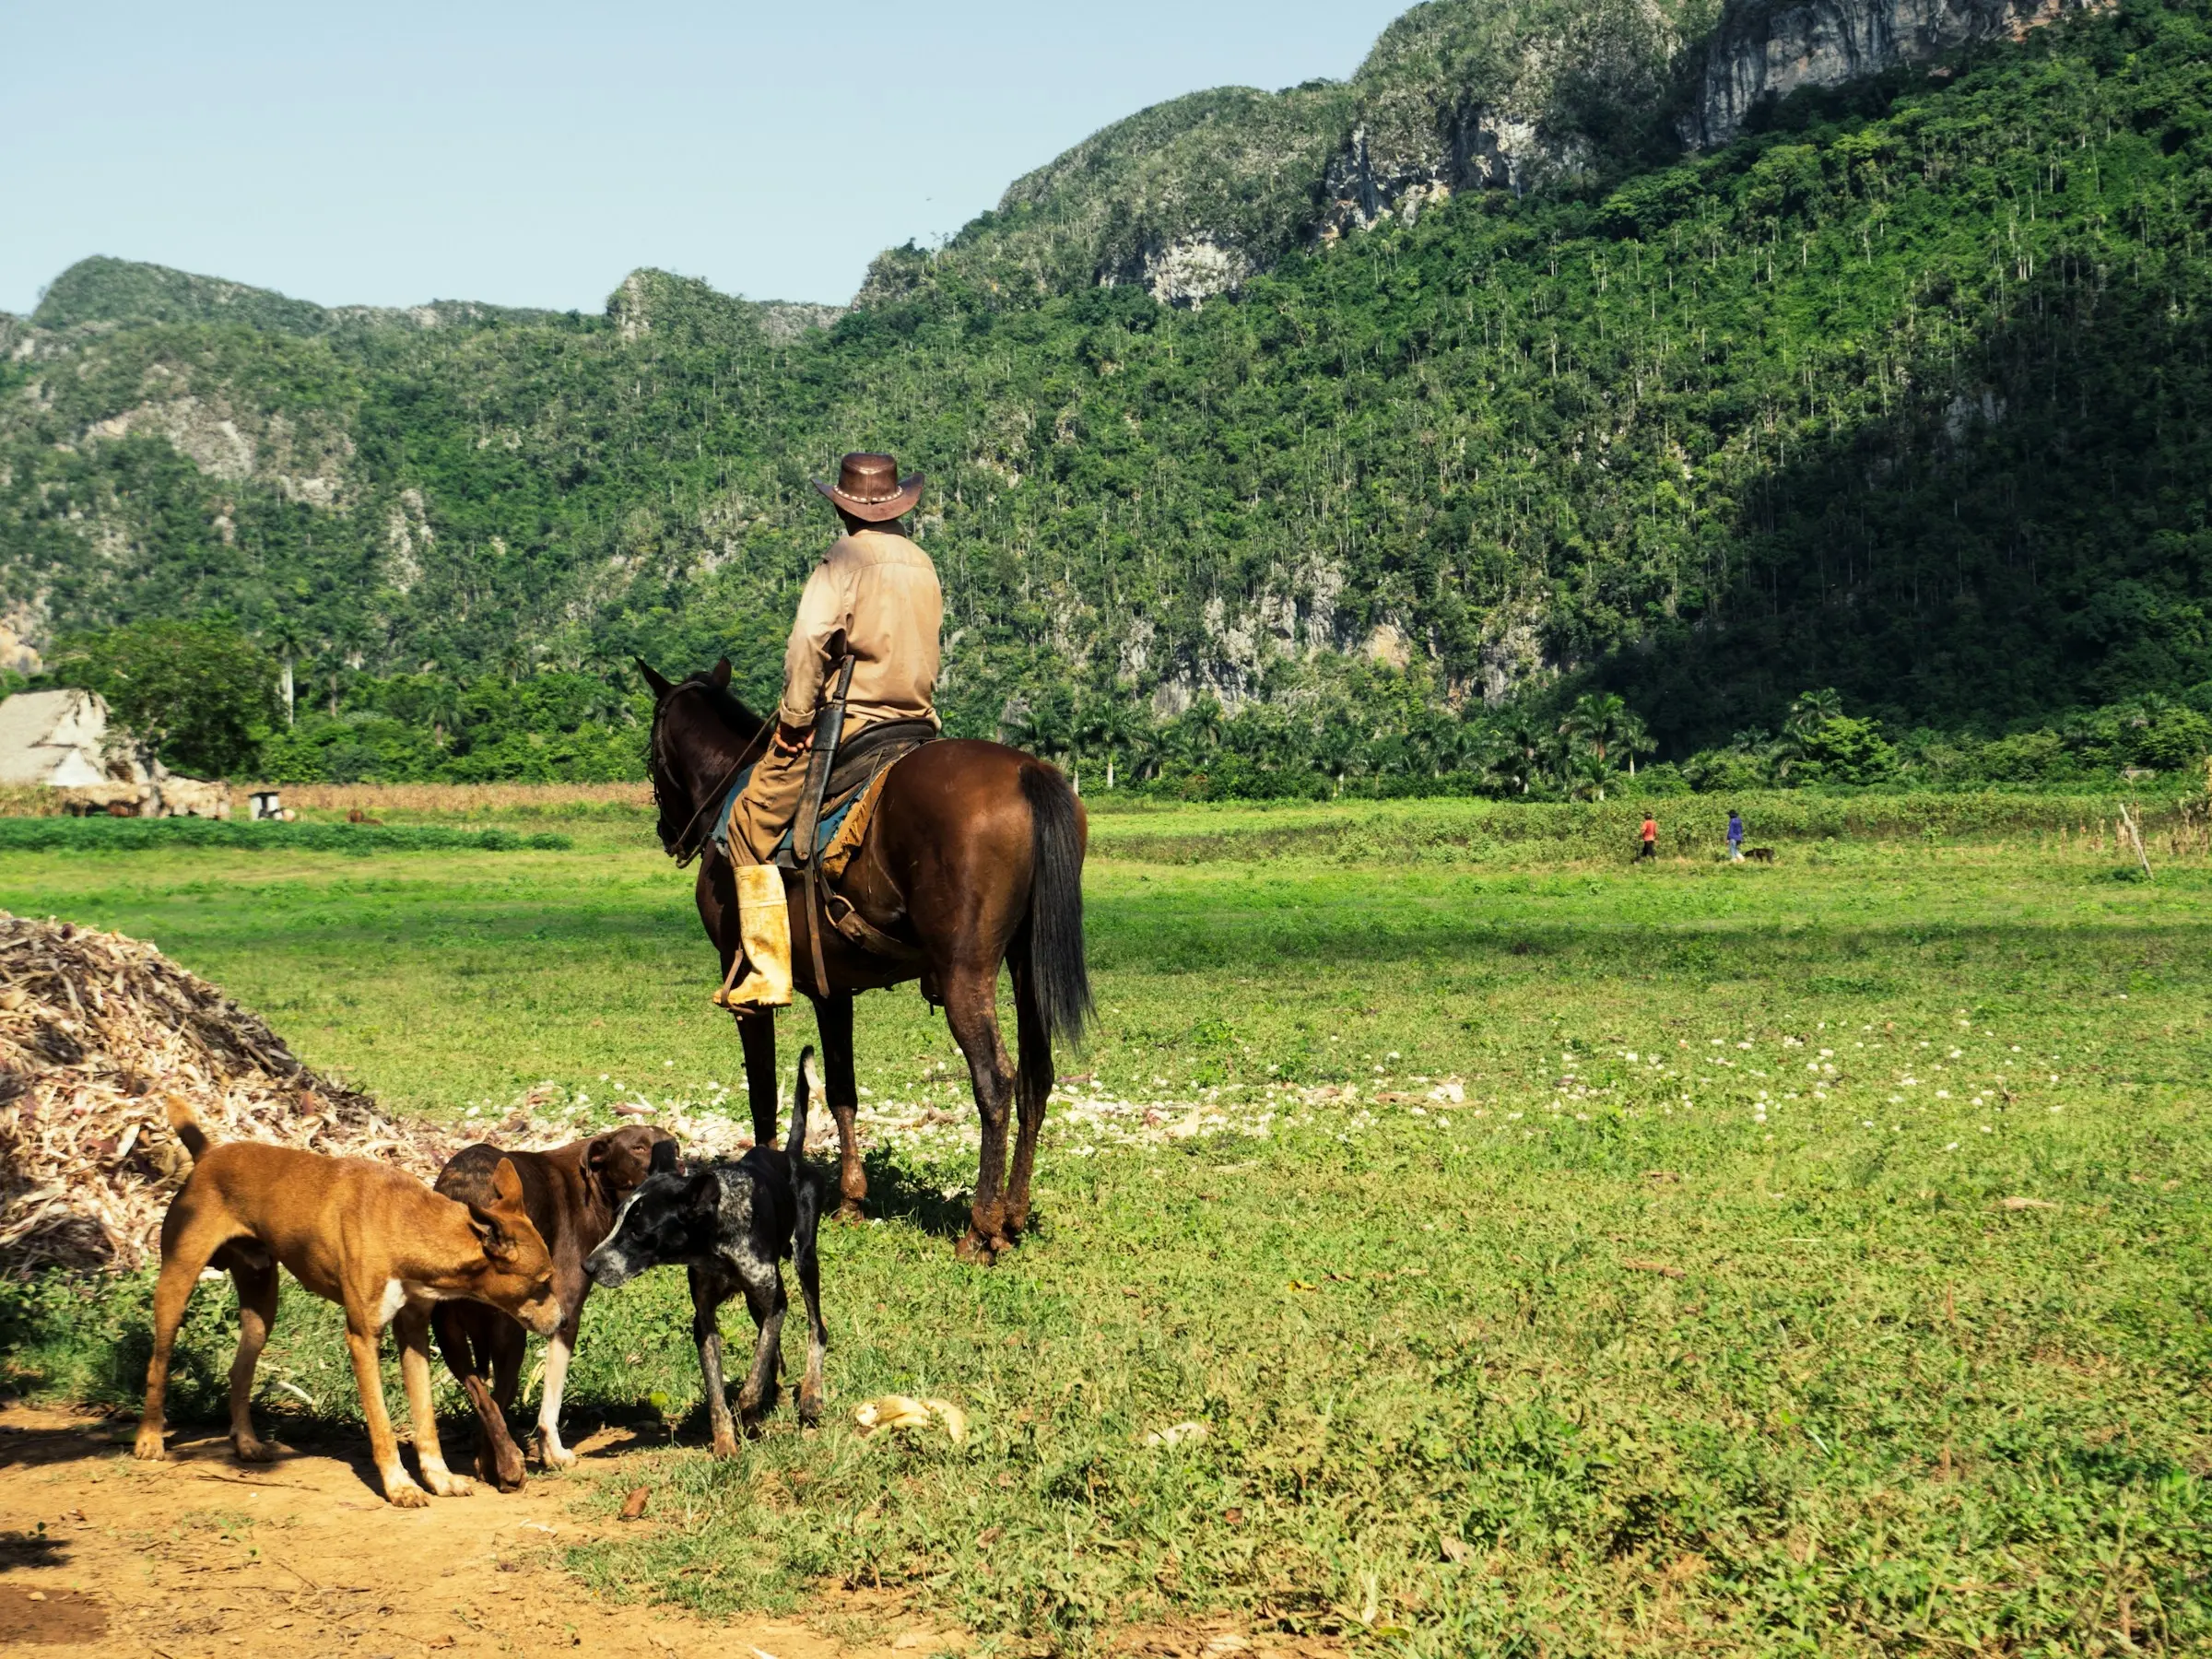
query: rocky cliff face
872 0 1709 310
1687 0 2109 146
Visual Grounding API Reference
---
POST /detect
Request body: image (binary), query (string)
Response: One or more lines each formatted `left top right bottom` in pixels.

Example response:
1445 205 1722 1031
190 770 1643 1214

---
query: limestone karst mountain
0 0 2203 783
874 0 2109 308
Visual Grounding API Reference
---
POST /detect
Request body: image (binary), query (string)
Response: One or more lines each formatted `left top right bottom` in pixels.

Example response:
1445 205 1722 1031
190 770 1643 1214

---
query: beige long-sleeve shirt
775 528 943 731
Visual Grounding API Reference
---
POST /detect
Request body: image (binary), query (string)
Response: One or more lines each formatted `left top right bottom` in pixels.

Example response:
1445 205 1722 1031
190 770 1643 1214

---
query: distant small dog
135 1098 560 1507
1746 847 1776 864
584 1051 827 1453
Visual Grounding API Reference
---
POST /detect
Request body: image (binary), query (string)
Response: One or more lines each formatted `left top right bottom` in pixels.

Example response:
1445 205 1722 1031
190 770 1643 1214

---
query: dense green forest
2 0 2208 791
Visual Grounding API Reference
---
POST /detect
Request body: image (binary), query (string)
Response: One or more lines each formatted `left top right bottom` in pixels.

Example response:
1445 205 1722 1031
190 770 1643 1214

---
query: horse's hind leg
1003 956 1053 1239
943 963 1016 1261
809 992 866 1220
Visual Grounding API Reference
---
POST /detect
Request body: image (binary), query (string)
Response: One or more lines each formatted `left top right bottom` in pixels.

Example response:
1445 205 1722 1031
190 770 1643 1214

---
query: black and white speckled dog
583 1050 827 1451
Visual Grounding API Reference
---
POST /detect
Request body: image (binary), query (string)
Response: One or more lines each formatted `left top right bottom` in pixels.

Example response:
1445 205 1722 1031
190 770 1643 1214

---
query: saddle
777 717 939 877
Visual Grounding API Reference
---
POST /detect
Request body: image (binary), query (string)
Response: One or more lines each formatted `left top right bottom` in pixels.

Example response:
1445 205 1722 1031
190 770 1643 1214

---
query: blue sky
4 0 1411 318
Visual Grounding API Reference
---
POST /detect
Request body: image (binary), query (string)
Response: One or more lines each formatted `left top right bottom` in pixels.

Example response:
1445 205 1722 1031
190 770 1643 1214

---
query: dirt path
0 1406 964 1658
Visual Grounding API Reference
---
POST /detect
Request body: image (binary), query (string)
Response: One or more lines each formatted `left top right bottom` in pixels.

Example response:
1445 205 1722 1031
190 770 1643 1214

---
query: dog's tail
788 1046 818 1159
164 1093 210 1160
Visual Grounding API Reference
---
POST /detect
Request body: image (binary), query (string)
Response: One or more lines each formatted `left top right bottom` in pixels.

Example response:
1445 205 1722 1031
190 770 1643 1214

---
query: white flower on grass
1945 1142 1959 1151
1936 1090 1950 1100
1862 1120 1875 1128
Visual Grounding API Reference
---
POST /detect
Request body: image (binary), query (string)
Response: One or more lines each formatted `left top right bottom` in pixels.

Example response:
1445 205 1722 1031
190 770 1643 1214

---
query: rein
651 684 766 868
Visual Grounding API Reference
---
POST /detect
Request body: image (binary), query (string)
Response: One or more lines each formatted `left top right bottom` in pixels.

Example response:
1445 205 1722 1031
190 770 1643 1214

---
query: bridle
648 682 765 869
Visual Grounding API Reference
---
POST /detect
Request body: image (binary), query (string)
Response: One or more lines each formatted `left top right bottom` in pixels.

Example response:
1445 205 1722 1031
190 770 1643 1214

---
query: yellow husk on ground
0 912 450 1272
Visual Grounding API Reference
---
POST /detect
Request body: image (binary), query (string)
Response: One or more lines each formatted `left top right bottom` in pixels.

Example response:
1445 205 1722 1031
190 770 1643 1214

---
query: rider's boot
713 864 793 1010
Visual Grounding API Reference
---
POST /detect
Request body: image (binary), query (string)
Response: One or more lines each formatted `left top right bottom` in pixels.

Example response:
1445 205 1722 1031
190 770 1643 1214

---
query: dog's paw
833 1200 867 1227
383 1480 433 1509
425 1469 476 1499
954 1230 998 1265
131 1426 167 1462
231 1433 274 1465
535 1435 579 1471
710 1430 742 1458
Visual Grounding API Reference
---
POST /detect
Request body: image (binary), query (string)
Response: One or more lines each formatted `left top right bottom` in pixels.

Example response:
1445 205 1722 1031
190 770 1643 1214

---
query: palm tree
1562 692 1630 768
264 614 310 727
1497 708 1546 794
1616 709 1655 777
1088 696 1138 790
1784 688 1843 741
421 677 465 748
1565 748 1613 802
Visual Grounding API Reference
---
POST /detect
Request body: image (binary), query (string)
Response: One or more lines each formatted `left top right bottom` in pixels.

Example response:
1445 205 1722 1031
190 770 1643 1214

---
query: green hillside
1 0 2207 789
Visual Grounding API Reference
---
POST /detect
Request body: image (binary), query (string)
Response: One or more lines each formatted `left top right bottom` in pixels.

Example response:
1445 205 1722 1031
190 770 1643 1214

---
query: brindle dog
430 1125 676 1489
637 658 1091 1263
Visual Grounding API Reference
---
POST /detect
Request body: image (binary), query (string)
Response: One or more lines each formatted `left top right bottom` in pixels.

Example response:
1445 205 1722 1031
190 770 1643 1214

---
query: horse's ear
710 658 732 689
636 659 675 700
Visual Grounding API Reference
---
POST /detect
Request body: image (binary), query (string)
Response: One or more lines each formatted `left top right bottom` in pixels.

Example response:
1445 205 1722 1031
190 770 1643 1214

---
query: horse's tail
1018 763 1093 1088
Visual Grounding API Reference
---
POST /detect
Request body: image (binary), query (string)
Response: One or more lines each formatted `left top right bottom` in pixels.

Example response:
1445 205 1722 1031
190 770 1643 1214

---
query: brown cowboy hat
815 452 924 522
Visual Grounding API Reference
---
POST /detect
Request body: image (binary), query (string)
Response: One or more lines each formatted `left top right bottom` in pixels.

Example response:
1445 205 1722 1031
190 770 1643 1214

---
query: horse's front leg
735 1010 779 1148
809 992 867 1220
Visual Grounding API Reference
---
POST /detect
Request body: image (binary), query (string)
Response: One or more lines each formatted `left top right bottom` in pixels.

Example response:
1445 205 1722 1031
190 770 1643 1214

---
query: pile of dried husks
0 912 451 1271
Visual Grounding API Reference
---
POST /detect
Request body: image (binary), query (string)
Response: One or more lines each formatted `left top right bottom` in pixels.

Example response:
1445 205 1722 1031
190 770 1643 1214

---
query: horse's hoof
954 1232 997 1265
834 1201 867 1226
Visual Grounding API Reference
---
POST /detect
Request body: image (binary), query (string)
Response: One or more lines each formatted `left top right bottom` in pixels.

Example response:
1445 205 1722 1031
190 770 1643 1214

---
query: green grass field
5 802 2210 1653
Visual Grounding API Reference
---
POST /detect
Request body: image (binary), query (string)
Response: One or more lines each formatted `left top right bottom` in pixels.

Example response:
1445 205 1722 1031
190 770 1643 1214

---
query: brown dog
430 1125 676 1489
134 1098 561 1508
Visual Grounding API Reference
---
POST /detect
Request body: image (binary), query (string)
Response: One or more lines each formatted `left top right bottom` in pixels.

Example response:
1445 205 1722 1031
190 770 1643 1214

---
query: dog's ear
585 1135 614 1170
465 1203 519 1264
650 1137 680 1176
489 1157 527 1211
686 1170 721 1211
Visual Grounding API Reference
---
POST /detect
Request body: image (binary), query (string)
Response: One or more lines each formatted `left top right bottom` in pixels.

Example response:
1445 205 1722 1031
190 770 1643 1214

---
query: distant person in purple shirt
1727 809 1746 862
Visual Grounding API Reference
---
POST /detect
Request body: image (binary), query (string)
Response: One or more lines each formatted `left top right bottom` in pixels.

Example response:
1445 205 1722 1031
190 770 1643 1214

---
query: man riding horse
719 452 942 1010
638 448 1089 1260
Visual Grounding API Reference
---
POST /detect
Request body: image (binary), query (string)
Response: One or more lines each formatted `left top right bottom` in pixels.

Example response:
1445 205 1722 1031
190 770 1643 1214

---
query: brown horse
637 658 1092 1262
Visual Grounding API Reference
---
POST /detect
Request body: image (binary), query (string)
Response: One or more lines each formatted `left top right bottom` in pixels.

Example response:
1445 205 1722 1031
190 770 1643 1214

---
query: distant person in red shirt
1638 813 1658 861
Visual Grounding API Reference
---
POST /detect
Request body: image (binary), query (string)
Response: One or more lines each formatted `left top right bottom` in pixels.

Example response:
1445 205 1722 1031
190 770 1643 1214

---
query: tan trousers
726 742 812 865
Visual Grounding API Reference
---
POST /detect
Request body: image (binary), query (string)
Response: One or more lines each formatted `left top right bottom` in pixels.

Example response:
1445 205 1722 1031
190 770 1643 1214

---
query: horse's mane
677 672 767 740
648 670 769 861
